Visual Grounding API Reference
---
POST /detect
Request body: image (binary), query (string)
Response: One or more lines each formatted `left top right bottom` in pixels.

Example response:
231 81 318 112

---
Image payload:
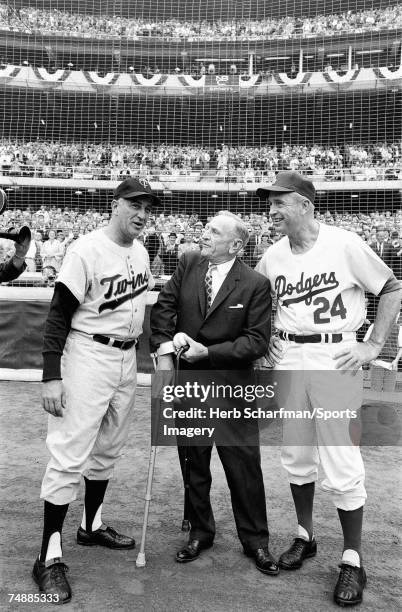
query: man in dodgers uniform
32 177 160 603
256 171 402 607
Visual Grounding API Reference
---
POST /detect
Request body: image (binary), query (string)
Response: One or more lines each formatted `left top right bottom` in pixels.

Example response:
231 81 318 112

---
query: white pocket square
229 304 244 309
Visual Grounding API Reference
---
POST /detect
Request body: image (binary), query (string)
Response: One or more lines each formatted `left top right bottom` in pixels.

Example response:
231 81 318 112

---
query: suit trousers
177 429 269 552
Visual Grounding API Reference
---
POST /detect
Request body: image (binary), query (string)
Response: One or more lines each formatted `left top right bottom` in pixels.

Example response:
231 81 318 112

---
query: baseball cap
113 177 161 207
256 171 315 204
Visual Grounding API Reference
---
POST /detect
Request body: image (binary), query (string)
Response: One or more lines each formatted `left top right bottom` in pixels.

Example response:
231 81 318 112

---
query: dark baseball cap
256 171 315 204
113 177 161 207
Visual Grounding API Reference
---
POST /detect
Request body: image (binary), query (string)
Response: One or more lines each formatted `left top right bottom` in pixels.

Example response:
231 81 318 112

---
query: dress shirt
157 257 236 356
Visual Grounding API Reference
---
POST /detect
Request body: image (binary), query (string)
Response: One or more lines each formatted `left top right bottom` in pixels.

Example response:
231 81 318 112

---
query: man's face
268 192 305 235
113 196 152 240
201 216 240 264
376 231 387 243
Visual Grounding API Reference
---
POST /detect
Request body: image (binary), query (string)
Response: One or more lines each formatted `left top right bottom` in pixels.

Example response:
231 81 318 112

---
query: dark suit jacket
0 258 26 283
150 251 271 369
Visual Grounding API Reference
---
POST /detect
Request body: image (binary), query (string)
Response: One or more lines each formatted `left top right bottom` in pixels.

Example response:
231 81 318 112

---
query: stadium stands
0 3 401 41
0 140 400 182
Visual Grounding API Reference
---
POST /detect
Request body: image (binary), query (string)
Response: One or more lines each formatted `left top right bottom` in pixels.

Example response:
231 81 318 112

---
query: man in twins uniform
33 177 160 603
256 171 402 607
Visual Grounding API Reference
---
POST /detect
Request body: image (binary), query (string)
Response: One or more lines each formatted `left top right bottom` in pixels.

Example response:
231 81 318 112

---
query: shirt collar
209 257 236 275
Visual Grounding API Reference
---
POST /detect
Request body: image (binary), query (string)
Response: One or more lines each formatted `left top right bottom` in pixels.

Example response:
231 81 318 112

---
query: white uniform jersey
256 223 392 334
57 228 154 339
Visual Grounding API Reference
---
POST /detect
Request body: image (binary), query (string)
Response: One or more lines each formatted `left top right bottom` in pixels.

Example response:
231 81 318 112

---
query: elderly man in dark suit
150 211 279 575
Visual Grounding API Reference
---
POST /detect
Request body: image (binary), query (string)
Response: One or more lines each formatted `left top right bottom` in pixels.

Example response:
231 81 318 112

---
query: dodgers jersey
57 229 154 339
256 223 392 334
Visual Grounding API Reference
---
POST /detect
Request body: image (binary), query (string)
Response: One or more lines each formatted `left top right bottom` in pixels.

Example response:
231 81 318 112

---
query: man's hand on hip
42 380 66 417
333 340 381 372
264 336 284 367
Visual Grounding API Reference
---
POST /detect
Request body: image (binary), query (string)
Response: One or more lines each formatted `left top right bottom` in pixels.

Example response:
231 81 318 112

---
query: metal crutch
136 348 187 567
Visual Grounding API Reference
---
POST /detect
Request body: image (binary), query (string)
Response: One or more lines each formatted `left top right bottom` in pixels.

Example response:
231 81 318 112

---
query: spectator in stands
253 232 273 262
41 229 64 271
177 230 200 258
372 226 394 268
41 264 57 288
144 226 162 273
160 232 179 275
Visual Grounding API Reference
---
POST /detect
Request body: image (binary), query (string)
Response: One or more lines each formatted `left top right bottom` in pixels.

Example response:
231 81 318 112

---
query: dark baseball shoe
334 563 367 606
32 557 71 604
278 537 317 570
77 525 135 549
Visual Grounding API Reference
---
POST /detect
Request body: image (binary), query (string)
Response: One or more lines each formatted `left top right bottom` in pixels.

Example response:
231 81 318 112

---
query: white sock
45 532 62 562
298 525 313 541
342 549 360 568
81 508 86 530
81 504 103 531
91 505 103 531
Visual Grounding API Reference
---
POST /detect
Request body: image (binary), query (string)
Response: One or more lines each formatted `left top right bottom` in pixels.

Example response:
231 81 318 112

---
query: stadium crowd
0 4 401 40
0 140 401 182
0 205 401 281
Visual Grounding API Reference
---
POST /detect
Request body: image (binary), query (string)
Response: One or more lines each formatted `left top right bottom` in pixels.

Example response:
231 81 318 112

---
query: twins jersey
256 223 392 334
57 229 154 339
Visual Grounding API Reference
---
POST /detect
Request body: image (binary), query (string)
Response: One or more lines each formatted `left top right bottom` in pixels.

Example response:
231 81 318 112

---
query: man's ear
231 238 243 254
111 199 119 215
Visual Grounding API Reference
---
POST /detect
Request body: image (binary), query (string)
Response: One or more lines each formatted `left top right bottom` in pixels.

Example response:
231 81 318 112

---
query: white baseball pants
41 331 137 505
275 338 366 511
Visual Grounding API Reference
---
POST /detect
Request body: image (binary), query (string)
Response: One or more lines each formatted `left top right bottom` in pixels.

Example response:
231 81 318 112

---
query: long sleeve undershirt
42 281 80 381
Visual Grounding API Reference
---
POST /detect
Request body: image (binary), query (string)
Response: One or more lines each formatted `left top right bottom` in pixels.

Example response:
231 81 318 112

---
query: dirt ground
0 381 401 612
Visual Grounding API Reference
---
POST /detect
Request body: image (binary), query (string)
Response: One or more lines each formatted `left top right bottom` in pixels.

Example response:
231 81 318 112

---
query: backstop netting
0 0 400 285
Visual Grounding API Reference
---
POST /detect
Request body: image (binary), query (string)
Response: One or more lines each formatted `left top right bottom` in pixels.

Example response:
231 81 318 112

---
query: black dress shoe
245 548 279 575
77 525 135 549
334 564 367 606
32 557 71 604
278 537 317 570
176 539 213 563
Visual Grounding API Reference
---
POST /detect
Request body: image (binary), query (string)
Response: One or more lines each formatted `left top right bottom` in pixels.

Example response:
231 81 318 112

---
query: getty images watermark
151 370 401 447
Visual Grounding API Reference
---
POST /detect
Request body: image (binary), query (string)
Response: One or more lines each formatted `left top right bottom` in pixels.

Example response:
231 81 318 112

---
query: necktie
205 265 216 309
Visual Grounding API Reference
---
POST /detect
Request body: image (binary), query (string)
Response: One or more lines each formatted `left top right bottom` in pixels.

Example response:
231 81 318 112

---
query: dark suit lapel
205 258 241 321
197 257 209 317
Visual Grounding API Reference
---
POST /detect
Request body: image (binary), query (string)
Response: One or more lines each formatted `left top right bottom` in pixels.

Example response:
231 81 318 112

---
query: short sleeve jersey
256 223 392 334
57 229 154 339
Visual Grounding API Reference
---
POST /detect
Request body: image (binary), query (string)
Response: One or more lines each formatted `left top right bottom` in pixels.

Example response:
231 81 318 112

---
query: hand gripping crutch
136 347 187 567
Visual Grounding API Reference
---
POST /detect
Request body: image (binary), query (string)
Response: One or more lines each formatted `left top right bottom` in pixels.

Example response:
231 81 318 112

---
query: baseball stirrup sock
290 482 315 540
82 477 109 532
338 506 363 562
40 501 69 562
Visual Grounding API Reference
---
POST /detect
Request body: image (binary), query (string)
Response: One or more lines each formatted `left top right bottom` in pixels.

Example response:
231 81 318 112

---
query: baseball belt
93 334 137 350
278 331 343 344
